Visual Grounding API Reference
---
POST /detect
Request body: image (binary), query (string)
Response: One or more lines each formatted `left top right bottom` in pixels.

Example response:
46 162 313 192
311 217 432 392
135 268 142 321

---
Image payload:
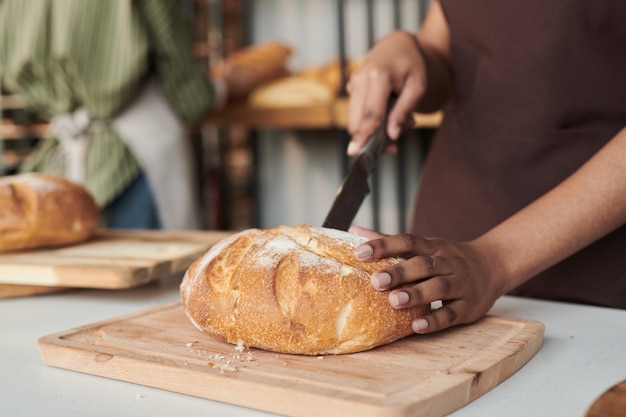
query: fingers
348 225 386 240
370 254 449 290
391 281 469 334
346 80 418 156
411 301 465 334
346 69 393 156
381 276 467 334
386 83 422 139
355 233 437 262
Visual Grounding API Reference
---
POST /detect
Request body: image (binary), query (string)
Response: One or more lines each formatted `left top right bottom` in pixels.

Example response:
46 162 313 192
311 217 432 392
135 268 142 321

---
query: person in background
346 0 626 334
0 0 260 229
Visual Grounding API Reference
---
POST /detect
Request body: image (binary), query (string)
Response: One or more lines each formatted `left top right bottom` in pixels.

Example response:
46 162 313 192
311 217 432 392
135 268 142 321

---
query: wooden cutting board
586 380 626 417
0 229 232 294
0 283 70 298
38 302 545 417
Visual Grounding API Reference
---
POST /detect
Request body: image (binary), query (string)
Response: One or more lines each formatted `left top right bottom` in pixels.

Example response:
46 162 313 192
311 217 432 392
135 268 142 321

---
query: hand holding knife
322 95 398 231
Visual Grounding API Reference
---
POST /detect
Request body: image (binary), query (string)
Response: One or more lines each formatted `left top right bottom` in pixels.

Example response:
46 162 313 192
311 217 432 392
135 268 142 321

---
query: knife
322 95 397 231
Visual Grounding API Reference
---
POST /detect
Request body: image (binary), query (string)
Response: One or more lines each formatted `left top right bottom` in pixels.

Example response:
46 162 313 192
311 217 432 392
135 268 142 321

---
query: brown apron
411 0 626 308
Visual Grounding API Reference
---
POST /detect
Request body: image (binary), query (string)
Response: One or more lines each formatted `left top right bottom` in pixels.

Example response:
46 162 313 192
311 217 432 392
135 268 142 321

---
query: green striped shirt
0 0 216 207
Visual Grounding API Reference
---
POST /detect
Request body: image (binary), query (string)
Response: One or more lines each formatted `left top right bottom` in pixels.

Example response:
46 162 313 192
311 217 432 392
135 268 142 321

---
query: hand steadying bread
0 173 99 252
180 224 430 355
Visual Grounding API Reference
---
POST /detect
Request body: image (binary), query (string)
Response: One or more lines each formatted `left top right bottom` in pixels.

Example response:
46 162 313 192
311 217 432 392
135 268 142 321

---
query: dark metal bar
393 0 402 29
396 134 408 232
418 0 428 26
336 0 351 184
337 0 348 98
393 0 405 232
366 0 375 47
365 0 382 231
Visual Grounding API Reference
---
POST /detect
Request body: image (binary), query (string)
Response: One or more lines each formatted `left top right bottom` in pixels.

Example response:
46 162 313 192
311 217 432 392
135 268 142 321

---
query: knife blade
322 95 397 231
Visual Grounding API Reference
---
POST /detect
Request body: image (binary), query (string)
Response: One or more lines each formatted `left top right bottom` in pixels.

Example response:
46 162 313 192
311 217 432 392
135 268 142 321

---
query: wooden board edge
0 283 71 299
386 316 545 417
0 262 167 290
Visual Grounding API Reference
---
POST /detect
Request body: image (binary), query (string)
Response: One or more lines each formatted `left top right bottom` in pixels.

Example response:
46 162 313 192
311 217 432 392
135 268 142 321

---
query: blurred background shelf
205 98 442 129
2 0 436 233
1 120 48 140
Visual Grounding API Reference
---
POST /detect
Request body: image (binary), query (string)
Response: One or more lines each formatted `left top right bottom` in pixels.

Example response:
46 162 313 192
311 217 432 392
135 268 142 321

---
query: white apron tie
50 108 90 183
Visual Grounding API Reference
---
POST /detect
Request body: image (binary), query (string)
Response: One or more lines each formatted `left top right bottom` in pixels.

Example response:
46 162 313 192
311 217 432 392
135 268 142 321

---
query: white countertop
1 272 624 417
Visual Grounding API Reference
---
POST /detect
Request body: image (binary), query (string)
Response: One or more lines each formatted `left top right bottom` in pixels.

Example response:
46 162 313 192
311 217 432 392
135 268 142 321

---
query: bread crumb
212 363 238 373
235 340 246 352
317 356 324 360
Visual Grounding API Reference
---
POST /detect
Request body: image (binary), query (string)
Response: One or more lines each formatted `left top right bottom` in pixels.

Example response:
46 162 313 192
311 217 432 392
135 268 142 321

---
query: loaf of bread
223 41 292 73
212 41 292 93
298 58 362 95
180 224 430 355
248 57 363 107
248 76 334 107
0 173 99 252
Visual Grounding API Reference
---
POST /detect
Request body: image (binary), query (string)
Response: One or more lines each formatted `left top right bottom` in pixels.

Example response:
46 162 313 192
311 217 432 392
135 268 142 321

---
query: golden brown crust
212 41 293 92
180 224 429 355
0 174 99 252
248 76 334 107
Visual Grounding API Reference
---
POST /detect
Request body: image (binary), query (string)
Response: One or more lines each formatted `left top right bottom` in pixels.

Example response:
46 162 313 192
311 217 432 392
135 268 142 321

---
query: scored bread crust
0 173 99 252
180 224 430 355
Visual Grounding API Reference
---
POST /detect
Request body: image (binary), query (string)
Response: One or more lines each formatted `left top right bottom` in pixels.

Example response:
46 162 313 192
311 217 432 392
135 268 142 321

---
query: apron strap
49 108 90 183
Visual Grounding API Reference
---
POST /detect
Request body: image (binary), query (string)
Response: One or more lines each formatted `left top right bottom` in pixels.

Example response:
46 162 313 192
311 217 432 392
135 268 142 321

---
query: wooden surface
586 380 626 417
205 98 443 129
38 302 544 417
0 229 233 292
0 283 70 299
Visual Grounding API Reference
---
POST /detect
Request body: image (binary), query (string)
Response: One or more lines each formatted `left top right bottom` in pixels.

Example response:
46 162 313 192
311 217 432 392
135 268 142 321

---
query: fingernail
388 124 401 139
354 244 373 260
389 291 410 307
412 318 429 332
347 141 359 155
371 272 391 290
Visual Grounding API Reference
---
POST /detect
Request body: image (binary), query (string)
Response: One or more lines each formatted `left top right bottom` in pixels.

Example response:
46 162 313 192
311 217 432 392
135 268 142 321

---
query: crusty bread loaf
180 224 429 355
298 58 363 95
223 41 292 74
248 58 363 107
248 76 334 107
0 173 99 252
212 41 292 93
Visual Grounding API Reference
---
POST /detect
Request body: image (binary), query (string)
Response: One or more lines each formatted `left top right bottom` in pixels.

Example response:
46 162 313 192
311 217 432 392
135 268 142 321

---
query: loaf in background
0 173 99 252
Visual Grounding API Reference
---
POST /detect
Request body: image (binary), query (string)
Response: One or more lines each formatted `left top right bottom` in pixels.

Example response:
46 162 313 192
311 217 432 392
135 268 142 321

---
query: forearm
474 126 626 293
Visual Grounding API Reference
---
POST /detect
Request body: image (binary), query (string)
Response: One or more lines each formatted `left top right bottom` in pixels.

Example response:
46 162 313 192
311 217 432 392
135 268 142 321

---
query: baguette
0 173 99 252
180 224 429 355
